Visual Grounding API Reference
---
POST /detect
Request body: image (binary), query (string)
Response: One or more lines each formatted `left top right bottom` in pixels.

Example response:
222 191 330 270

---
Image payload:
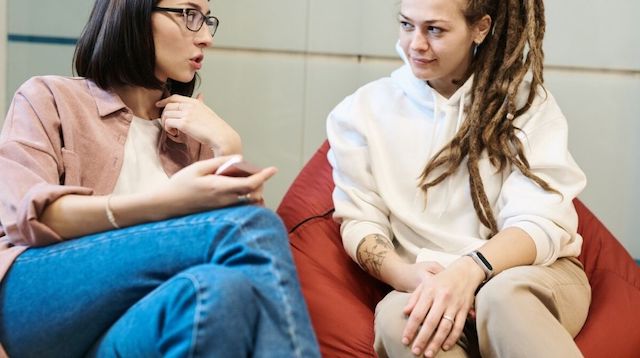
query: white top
327 63 587 267
112 116 170 195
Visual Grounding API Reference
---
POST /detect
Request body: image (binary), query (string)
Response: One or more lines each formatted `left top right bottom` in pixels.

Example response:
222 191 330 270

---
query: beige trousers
374 258 591 358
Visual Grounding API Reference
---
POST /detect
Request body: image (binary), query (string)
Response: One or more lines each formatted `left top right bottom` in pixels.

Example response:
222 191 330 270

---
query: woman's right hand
157 94 242 156
156 156 277 216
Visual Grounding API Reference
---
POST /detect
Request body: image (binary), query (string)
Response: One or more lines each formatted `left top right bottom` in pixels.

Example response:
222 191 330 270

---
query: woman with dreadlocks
327 0 589 357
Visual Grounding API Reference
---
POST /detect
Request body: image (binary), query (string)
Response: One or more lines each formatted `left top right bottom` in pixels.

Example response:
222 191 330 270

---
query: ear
473 14 492 45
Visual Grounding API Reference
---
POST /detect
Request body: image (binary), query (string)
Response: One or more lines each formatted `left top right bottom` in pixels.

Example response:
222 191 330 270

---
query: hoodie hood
391 41 474 143
391 41 473 116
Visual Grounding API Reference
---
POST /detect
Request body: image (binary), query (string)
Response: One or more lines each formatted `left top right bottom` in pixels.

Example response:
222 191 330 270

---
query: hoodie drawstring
438 92 466 217
456 93 466 133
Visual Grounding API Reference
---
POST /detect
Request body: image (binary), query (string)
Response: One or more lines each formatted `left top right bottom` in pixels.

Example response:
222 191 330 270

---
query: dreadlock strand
467 136 498 234
420 0 560 234
503 0 528 69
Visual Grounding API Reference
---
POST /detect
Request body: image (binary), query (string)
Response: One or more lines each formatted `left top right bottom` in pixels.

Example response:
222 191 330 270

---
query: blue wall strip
8 34 77 46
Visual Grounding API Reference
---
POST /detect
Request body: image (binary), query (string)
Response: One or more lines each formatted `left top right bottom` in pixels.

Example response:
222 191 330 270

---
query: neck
427 79 461 99
428 70 473 99
112 85 164 120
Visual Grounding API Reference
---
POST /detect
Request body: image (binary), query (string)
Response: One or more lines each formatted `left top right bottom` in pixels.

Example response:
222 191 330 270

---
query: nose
195 25 213 48
410 31 429 53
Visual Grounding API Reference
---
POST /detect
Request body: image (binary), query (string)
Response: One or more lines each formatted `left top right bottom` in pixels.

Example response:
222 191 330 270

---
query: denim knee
226 206 286 233
178 264 256 308
88 264 261 358
207 206 290 252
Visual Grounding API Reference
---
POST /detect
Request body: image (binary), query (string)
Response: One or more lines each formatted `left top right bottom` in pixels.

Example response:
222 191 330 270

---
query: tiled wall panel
359 0 401 57
546 70 640 256
212 0 308 52
8 0 90 37
198 48 307 207
307 0 362 55
307 0 398 57
545 0 640 71
302 57 362 160
6 42 76 102
302 56 401 161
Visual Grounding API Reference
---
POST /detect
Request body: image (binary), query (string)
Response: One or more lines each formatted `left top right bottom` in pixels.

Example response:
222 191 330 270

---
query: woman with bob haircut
327 0 590 356
0 0 320 357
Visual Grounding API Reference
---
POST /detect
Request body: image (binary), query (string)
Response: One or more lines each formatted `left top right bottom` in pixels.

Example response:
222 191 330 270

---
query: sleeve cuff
7 183 94 246
505 220 554 265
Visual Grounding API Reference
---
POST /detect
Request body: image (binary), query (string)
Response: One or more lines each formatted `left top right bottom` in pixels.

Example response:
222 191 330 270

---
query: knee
374 292 409 347
157 265 260 353
225 206 287 240
225 206 291 253
243 206 287 235
475 267 531 319
222 205 282 226
179 265 255 307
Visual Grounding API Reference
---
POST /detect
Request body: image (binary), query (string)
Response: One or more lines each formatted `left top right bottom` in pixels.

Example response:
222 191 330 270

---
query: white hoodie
327 55 586 267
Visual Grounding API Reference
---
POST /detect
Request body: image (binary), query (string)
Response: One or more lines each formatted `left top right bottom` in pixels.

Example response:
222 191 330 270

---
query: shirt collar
87 80 128 118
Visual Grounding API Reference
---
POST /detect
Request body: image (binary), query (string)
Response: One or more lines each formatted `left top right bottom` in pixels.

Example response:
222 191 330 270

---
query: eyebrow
181 1 211 15
398 13 449 24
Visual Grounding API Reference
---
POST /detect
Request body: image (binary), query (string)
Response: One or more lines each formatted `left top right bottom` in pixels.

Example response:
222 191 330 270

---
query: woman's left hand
156 94 242 155
401 257 485 357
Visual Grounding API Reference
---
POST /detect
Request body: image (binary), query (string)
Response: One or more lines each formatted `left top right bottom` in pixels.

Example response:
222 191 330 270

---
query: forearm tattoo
356 234 393 278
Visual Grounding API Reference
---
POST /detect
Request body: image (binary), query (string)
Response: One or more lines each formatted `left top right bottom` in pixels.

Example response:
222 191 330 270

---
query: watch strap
466 250 494 282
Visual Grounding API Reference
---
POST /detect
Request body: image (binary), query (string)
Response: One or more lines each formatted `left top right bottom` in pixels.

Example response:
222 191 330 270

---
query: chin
170 74 197 84
410 68 433 82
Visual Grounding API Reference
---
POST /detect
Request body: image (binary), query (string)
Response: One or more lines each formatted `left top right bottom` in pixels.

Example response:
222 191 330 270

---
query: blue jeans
0 206 320 358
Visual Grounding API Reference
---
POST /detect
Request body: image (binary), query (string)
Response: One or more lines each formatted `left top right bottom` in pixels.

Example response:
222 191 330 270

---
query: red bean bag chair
278 141 640 358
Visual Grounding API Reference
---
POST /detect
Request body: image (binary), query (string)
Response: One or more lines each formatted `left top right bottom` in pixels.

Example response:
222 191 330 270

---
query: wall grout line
545 65 640 77
208 46 640 77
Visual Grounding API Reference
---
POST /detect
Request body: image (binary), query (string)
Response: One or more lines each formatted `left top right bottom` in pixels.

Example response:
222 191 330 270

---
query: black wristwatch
466 250 494 282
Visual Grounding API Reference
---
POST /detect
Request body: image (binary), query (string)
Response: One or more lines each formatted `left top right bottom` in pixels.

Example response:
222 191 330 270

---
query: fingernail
425 350 434 357
402 337 409 345
443 345 450 350
412 347 421 355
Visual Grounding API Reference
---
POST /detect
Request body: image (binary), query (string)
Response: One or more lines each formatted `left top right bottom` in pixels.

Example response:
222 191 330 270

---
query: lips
411 56 436 66
190 54 204 70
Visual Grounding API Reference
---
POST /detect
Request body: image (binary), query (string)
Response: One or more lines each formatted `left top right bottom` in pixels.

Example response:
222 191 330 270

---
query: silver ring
237 193 251 204
442 315 455 324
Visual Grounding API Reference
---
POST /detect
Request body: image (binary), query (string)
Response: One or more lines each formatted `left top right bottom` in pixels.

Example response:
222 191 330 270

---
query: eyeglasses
153 7 219 37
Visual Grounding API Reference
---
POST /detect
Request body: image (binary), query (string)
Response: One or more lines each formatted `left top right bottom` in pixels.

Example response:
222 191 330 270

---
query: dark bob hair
74 0 198 96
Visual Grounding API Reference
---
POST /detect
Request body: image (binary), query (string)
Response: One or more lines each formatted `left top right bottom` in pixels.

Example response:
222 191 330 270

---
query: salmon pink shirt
0 76 212 287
